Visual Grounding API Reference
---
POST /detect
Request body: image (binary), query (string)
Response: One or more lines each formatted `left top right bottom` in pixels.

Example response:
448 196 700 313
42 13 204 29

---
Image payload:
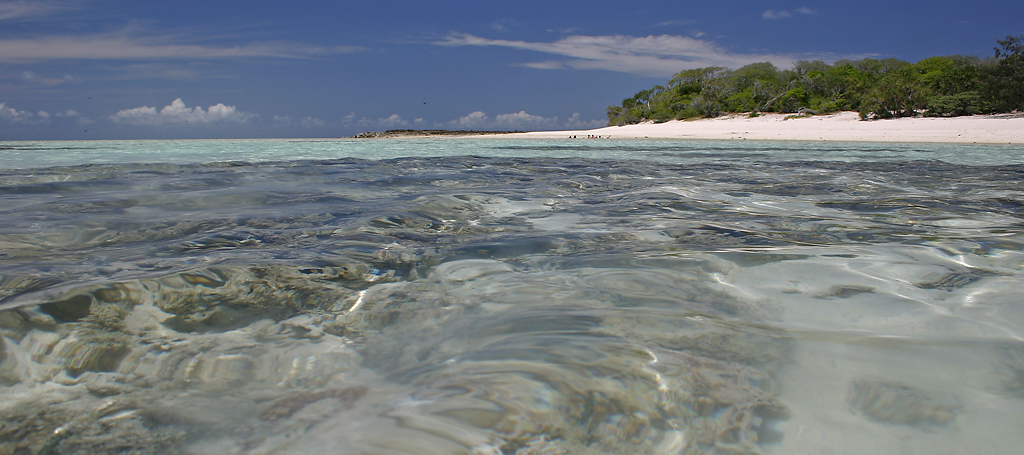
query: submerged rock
259 385 368 421
848 379 961 429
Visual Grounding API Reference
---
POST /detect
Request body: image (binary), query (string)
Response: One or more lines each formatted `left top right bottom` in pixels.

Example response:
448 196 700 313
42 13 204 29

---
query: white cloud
435 33 796 76
446 110 604 131
0 101 47 123
796 7 818 15
564 113 606 129
378 114 408 128
520 60 568 70
55 109 78 117
494 111 555 129
0 34 366 63
16 70 70 87
454 111 489 128
110 98 255 125
353 114 411 128
1 102 28 120
346 110 604 132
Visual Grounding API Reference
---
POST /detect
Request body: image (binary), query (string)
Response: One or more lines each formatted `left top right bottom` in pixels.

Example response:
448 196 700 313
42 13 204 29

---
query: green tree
793 60 830 76
667 66 730 118
982 35 1024 112
605 37 1021 127
820 64 868 111
926 92 982 117
774 87 809 113
725 62 785 112
861 65 926 119
915 56 978 95
995 35 1024 58
668 67 729 91
909 56 982 116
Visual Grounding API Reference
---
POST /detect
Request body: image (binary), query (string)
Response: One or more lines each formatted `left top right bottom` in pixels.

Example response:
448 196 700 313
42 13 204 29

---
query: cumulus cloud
494 111 556 129
435 33 796 76
378 114 408 128
454 111 489 128
110 98 255 125
0 34 366 63
0 101 48 123
1 102 29 120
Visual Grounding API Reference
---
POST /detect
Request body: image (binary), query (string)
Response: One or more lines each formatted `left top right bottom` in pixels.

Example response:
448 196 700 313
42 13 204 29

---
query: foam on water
1 139 1023 454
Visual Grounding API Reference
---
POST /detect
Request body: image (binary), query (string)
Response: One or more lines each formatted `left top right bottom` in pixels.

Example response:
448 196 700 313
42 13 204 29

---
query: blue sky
1 0 1021 140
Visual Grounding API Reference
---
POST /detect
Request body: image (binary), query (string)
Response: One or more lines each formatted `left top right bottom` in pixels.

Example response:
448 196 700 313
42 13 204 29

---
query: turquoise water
1 138 1023 454
4 137 1024 168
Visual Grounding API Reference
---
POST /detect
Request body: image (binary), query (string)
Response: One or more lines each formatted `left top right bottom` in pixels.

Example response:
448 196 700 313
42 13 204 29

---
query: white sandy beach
506 111 1024 144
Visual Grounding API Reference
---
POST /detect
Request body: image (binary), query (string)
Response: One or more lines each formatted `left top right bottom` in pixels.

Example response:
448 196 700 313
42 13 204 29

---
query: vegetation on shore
607 35 1024 125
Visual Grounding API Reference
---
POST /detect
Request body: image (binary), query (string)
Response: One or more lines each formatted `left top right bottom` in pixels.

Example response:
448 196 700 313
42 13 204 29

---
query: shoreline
350 129 522 139
498 112 1024 144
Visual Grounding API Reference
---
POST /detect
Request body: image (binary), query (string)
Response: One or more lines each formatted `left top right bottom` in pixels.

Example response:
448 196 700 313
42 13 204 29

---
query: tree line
606 35 1024 125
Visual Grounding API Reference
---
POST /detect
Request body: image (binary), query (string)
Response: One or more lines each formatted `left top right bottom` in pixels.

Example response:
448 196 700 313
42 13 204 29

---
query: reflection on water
0 147 1023 454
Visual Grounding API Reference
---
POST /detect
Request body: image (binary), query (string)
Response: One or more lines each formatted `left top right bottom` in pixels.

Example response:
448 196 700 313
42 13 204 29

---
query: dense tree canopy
607 36 1024 125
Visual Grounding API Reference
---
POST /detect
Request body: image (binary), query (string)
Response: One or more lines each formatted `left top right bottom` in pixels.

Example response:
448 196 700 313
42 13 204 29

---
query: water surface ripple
0 140 1022 455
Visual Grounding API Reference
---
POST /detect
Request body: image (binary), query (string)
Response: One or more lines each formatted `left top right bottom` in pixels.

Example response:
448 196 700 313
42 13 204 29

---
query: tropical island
354 36 1024 144
605 35 1024 124
362 36 1024 144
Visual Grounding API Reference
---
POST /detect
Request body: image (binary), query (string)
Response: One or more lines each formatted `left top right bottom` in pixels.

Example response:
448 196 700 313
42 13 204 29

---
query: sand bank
505 112 1024 144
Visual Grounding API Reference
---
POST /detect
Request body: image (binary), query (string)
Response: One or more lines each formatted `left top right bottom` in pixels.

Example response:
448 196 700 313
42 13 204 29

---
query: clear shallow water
4 137 1024 168
0 139 1022 454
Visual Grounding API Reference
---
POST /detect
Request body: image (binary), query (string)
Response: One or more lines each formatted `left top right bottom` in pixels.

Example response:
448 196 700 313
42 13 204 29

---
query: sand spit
503 112 1024 144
